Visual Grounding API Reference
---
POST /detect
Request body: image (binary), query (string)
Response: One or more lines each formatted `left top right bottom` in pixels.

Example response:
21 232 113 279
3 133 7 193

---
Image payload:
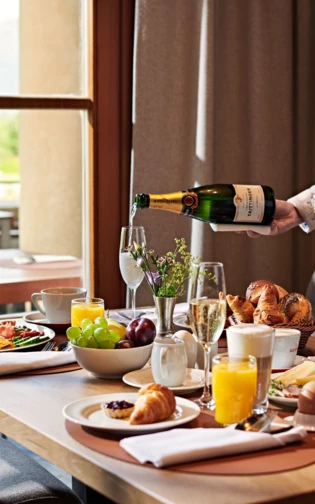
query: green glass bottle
134 184 275 226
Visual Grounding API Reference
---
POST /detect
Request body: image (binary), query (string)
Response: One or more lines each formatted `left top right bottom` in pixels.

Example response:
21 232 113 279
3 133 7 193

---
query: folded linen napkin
120 425 307 468
0 349 76 376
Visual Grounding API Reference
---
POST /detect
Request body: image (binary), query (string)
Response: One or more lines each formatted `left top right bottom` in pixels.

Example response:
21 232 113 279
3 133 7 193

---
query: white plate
0 319 55 352
123 368 206 395
268 372 298 408
62 392 200 435
272 355 304 372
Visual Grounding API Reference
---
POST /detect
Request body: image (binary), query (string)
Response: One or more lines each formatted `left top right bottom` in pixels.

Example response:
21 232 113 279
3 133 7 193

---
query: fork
41 341 55 352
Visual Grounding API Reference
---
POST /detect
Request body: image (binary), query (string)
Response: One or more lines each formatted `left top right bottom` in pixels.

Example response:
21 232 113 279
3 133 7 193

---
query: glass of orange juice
212 353 257 425
71 298 105 327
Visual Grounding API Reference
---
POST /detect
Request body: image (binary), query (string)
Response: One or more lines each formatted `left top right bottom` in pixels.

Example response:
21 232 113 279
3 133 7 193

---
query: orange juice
71 298 104 327
212 355 257 425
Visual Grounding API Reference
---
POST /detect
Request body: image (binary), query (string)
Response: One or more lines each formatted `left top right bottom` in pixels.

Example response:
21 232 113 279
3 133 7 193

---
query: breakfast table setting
2 231 315 503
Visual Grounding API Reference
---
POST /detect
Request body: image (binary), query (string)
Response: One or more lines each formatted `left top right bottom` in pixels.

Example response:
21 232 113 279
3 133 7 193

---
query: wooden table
1 335 315 504
0 250 82 304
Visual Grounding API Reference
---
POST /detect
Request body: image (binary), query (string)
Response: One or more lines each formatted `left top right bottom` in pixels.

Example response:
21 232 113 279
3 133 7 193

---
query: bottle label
233 185 265 223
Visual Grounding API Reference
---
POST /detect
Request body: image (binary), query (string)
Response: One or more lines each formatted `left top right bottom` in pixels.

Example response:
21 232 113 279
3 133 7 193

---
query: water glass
119 226 146 318
212 353 257 425
227 323 275 414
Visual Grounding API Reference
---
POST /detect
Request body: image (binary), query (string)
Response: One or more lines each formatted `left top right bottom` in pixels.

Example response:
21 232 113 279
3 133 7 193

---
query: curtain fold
131 0 315 305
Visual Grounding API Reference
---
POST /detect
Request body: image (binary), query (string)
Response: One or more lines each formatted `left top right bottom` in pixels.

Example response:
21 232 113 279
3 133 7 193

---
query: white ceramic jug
151 337 187 387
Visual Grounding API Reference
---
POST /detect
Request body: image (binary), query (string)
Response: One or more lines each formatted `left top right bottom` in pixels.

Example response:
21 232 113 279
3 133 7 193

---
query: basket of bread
226 279 315 350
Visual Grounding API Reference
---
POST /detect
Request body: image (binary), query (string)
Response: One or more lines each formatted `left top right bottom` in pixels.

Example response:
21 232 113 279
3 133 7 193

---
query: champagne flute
189 262 226 410
119 226 146 319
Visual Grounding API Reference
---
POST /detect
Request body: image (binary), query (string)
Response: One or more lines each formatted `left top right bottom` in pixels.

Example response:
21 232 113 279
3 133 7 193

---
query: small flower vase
153 296 177 338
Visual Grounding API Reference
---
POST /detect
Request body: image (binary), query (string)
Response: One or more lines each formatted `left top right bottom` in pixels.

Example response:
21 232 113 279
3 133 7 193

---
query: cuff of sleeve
288 186 315 233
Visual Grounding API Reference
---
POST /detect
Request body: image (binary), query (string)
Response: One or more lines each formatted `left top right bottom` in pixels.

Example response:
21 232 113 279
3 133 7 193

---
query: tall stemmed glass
189 262 226 410
119 226 146 319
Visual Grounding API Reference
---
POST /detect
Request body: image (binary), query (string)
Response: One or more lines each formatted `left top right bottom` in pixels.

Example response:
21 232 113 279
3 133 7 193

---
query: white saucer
122 367 206 395
24 312 70 333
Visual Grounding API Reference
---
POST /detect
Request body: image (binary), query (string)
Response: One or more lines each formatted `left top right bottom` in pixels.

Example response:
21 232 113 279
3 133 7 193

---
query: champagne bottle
134 184 275 226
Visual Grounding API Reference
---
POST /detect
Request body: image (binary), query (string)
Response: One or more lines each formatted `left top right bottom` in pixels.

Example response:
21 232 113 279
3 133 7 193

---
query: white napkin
209 223 271 235
120 425 307 468
0 350 76 376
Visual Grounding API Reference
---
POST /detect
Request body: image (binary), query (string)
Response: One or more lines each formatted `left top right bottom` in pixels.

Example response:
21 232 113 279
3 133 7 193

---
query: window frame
0 0 135 309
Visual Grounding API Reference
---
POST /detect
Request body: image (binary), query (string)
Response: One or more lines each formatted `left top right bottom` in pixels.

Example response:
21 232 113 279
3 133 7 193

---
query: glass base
252 400 268 415
194 397 216 411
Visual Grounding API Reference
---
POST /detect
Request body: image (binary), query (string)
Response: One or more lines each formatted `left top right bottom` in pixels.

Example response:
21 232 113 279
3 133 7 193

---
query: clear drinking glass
189 262 226 410
119 226 146 319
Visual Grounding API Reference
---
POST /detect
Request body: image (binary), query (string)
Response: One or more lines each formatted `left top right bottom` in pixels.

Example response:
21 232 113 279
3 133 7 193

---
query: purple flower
145 271 162 287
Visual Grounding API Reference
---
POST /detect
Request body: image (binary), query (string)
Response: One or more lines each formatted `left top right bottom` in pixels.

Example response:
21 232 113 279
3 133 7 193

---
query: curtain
131 0 315 305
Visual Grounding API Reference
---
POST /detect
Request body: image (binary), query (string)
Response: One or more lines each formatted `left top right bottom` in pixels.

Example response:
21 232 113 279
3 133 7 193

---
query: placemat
65 410 315 475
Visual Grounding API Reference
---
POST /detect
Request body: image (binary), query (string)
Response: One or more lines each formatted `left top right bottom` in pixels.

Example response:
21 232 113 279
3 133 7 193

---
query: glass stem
131 288 137 319
201 344 212 404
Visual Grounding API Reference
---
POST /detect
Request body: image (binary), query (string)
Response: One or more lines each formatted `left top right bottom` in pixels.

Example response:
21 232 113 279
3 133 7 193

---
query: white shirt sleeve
288 185 315 233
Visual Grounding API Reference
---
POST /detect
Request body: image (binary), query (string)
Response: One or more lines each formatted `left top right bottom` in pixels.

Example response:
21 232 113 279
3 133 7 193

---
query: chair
0 436 82 504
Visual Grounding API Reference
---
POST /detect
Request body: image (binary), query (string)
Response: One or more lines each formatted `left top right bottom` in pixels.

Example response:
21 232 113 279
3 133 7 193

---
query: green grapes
67 316 124 349
94 317 108 329
66 326 81 340
81 318 93 330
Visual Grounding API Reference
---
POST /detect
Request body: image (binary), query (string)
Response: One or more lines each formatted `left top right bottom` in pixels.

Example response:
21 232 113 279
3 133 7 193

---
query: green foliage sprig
127 237 201 298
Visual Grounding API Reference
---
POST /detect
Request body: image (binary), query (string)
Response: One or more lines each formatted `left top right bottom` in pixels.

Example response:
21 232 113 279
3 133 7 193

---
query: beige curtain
131 0 315 305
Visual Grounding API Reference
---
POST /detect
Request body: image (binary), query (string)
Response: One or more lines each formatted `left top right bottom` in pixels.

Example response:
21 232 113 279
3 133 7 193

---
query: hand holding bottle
243 200 303 238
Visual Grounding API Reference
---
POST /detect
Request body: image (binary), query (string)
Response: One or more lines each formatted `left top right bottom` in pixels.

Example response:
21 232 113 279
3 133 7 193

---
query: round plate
24 312 70 333
268 372 298 408
62 392 200 435
272 355 305 373
0 319 55 352
123 367 206 395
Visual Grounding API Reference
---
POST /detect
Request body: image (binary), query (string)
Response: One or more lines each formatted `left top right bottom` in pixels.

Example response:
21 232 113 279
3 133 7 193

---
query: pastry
253 284 287 325
129 383 176 425
226 294 255 323
101 400 135 419
279 293 312 324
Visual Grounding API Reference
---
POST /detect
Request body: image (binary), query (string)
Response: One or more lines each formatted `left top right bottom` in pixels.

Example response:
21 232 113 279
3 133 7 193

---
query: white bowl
72 342 153 379
272 329 301 369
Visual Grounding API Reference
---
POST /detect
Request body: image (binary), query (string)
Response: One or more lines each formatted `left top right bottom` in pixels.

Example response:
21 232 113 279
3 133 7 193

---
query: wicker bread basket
228 316 315 351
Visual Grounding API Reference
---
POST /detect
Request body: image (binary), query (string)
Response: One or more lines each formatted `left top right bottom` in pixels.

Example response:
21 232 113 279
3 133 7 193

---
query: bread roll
246 280 288 306
279 293 312 324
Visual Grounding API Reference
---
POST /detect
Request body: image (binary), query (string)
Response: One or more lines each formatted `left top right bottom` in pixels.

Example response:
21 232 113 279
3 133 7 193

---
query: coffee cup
31 287 87 323
151 337 187 387
272 328 301 369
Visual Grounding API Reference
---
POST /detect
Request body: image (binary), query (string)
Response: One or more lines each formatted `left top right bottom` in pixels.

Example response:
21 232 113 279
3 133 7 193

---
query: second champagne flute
189 262 226 410
119 226 146 319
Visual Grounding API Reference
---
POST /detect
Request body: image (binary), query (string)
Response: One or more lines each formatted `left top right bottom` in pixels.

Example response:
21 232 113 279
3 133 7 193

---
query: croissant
253 284 287 325
226 295 255 323
129 383 176 425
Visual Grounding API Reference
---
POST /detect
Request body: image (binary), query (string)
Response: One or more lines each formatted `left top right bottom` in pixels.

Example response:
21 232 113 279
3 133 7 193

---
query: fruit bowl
71 342 153 379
